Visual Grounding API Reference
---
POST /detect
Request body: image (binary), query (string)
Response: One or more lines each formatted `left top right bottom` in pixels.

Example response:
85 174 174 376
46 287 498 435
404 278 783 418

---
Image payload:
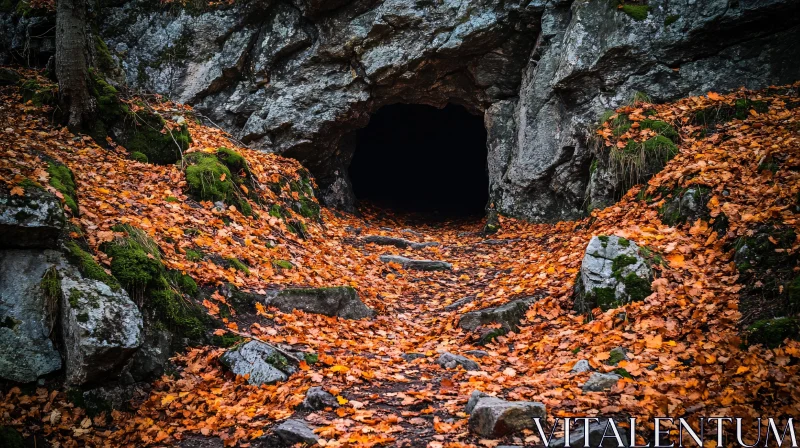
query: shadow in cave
348 103 489 218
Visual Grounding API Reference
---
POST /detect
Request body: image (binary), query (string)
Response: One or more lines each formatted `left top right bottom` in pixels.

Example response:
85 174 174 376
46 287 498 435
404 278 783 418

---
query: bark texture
55 0 95 130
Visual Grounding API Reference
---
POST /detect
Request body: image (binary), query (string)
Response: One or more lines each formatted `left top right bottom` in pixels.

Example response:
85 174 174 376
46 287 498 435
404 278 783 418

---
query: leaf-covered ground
2 71 800 447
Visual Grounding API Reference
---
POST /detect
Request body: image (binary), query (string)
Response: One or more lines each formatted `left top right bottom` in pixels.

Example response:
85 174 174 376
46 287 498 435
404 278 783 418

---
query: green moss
46 161 79 215
610 114 632 137
167 271 198 297
787 276 800 309
131 152 149 163
640 120 678 142
269 204 284 218
611 254 638 276
102 230 164 293
590 158 598 176
64 241 120 290
185 152 234 202
607 348 627 365
286 219 308 238
41 266 61 302
215 147 248 173
664 14 680 26
746 317 800 348
185 249 203 262
593 287 619 311
226 257 250 275
150 289 207 339
613 367 633 379
272 259 293 270
621 272 652 301
692 99 770 132
0 425 24 448
643 135 678 155
68 289 82 307
478 328 507 345
123 112 189 165
620 4 649 21
618 237 630 248
20 79 57 106
304 353 319 364
94 35 117 77
76 312 90 323
211 332 243 348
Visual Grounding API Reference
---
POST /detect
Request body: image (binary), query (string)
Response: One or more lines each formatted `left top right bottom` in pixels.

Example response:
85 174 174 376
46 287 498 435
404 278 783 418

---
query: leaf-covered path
2 72 800 447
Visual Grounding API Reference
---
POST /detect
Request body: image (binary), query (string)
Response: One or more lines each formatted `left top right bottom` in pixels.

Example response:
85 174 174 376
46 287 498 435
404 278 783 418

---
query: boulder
582 372 622 392
0 67 20 86
574 236 653 313
0 250 63 383
0 185 65 249
607 347 629 366
219 340 296 385
548 418 630 448
468 396 546 438
659 187 711 226
363 235 439 250
380 255 452 271
263 286 375 320
273 419 318 445
571 360 591 374
437 352 479 371
60 265 143 385
299 386 339 411
465 390 489 414
458 296 538 332
128 317 174 382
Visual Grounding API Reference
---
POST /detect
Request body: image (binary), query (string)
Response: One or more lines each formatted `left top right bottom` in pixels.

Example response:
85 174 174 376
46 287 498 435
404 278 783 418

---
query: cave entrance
348 103 489 217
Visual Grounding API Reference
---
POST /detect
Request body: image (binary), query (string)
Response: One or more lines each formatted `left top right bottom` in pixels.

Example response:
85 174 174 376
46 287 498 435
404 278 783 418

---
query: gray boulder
571 360 591 374
219 340 296 385
582 372 622 392
263 286 375 320
0 185 65 249
363 235 439 250
273 419 318 445
659 187 711 226
468 396 546 438
128 317 174 382
60 266 143 385
465 390 489 414
548 418 630 448
401 352 425 362
437 352 480 371
380 255 452 272
0 250 63 382
299 386 339 411
458 296 538 332
574 236 653 313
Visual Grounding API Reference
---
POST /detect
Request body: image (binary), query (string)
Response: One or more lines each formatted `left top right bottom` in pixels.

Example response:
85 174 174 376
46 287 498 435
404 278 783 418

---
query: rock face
0 250 63 383
60 266 143 385
468 396 546 438
263 286 375 319
219 340 297 385
380 255 452 271
574 236 653 313
458 296 538 332
21 0 789 220
0 186 65 249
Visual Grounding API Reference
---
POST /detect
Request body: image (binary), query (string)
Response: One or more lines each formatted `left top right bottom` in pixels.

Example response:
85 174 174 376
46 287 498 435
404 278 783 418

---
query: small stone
571 359 591 373
582 372 622 392
380 255 452 271
401 352 426 362
274 419 318 445
607 346 629 365
219 340 296 385
468 396 546 437
263 286 375 319
299 386 339 411
437 352 480 371
444 296 476 311
465 350 489 358
465 390 488 414
458 296 539 332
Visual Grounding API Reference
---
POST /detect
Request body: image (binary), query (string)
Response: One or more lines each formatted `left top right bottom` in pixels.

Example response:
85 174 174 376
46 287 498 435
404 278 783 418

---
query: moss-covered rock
64 241 120 290
46 161 79 215
184 148 257 216
658 186 711 226
20 79 57 107
692 98 770 133
745 317 799 348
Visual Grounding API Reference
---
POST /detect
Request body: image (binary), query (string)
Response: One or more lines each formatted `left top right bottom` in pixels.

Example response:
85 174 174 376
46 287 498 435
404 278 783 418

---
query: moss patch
130 151 148 163
225 257 250 275
692 99 770 132
0 425 25 448
620 4 649 21
46 161 79 215
64 241 120 290
20 79 57 107
664 14 680 26
102 225 164 294
184 148 257 216
746 317 799 348
185 249 203 262
272 259 293 270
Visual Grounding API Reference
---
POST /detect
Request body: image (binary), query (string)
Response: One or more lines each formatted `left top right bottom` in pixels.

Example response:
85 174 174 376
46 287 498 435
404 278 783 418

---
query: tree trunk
56 0 95 131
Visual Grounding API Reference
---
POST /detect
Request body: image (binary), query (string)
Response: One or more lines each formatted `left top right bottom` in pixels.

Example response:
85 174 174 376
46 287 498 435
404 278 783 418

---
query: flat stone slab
582 372 622 392
274 419 318 445
380 255 451 271
458 296 538 332
364 235 439 250
263 286 375 319
437 352 479 371
468 396 546 438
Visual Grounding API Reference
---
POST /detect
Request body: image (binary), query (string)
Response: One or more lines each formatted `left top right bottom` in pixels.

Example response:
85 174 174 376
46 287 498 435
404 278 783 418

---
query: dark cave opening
348 103 490 217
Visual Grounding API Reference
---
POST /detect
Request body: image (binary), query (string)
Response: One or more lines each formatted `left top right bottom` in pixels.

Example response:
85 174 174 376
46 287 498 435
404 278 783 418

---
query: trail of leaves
1 71 799 447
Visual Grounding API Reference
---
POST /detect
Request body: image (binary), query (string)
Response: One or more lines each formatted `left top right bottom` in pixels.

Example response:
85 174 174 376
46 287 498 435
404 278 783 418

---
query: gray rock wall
3 0 799 221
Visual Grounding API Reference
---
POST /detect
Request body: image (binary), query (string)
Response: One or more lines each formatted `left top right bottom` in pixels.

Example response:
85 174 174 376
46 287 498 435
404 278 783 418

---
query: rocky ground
1 70 800 447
